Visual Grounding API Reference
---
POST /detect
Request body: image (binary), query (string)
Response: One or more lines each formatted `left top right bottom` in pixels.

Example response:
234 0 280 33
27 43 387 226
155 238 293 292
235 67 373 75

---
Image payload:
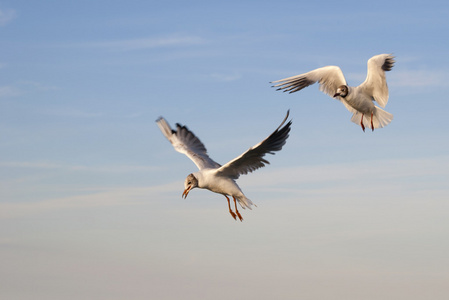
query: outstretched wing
156 117 221 170
271 66 347 98
215 110 292 180
360 54 395 108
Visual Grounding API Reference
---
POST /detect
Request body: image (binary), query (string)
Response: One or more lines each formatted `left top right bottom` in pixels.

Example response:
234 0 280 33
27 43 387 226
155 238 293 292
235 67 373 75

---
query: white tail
350 106 393 130
236 195 255 210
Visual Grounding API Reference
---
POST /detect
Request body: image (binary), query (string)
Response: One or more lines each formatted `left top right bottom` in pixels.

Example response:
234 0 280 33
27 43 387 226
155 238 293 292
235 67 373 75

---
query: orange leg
232 196 244 222
370 112 374 131
360 114 365 132
225 195 237 220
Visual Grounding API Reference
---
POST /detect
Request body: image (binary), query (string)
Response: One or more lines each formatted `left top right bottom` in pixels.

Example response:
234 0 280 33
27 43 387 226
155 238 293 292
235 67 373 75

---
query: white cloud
0 8 16 26
0 161 161 173
209 72 242 82
391 70 449 88
0 188 133 219
69 36 205 51
0 86 21 98
0 182 178 219
0 82 59 99
344 69 449 89
39 107 104 118
3 155 447 219
233 155 449 205
19 80 59 92
249 156 447 184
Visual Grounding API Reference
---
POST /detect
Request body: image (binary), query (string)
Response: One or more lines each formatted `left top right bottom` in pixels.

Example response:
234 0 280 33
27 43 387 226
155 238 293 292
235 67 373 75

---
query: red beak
182 186 191 199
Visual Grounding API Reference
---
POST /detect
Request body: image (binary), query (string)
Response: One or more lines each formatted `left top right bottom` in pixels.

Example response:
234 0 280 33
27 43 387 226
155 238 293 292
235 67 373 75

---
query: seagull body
193 169 247 204
156 111 292 221
272 54 395 131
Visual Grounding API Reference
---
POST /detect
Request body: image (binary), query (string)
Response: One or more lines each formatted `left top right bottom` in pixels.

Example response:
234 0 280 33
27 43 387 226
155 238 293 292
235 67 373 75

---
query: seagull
156 111 292 221
272 54 395 131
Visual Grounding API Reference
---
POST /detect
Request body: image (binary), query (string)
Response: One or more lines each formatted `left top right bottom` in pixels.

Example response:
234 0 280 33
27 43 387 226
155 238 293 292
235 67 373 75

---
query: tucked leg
232 196 244 222
370 112 374 131
225 195 237 220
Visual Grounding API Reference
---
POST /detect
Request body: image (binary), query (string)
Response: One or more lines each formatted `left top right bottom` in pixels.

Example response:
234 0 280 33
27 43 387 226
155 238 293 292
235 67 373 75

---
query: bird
156 110 292 221
271 54 395 131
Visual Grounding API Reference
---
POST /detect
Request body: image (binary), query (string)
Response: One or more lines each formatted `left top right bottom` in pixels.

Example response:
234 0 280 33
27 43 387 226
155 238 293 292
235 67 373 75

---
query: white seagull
156 111 292 221
272 54 395 131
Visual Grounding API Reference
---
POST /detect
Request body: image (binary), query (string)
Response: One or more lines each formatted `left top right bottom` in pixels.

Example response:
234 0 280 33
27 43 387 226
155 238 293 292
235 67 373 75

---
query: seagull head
334 85 348 98
182 173 198 199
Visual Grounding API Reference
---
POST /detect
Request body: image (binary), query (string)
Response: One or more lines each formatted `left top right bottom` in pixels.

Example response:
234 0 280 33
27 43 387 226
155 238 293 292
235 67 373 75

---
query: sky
1 0 449 299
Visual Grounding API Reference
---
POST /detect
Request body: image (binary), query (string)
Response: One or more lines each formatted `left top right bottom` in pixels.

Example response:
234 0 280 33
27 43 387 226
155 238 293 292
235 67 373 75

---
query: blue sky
1 0 449 299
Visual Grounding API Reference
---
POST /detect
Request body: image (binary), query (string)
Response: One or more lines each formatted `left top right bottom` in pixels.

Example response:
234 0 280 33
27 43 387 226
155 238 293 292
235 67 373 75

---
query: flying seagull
156 110 292 221
272 54 395 131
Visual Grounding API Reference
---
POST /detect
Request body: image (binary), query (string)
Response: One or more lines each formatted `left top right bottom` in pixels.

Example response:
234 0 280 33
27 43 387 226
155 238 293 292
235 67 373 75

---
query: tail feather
350 106 393 130
373 106 394 128
236 196 255 210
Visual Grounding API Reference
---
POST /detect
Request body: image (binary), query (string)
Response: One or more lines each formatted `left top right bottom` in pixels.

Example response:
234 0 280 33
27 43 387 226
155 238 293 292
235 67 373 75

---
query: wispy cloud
263 156 447 184
0 182 179 219
67 36 205 51
343 69 449 89
0 161 161 173
209 72 242 82
0 8 16 26
0 81 59 99
235 155 449 204
0 188 135 219
0 86 21 98
39 108 104 118
2 156 448 219
391 70 449 88
19 80 59 92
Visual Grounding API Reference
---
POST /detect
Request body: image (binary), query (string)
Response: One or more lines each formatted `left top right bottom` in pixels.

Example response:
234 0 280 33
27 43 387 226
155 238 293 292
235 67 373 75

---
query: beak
182 186 191 199
333 92 340 97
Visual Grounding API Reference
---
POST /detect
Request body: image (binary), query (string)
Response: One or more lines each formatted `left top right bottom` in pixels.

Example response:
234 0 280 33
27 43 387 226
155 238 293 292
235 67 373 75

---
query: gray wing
271 66 347 98
215 110 292 180
360 54 395 108
156 117 221 170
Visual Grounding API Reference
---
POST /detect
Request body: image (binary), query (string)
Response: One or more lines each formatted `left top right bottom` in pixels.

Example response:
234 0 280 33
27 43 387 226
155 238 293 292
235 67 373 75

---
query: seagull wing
271 66 347 98
215 110 292 180
156 117 221 170
360 54 395 108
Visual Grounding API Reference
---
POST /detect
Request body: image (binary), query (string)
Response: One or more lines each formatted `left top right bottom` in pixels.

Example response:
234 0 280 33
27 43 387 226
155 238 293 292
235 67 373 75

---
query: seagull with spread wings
156 111 292 221
272 54 395 131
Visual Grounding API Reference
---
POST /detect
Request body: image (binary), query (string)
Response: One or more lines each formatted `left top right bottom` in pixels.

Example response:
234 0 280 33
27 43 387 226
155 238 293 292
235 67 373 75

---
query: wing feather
156 117 220 170
215 110 292 180
272 66 347 98
360 54 395 108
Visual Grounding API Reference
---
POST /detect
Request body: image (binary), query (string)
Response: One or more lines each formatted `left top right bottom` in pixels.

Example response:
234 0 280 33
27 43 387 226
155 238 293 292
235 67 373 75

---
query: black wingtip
382 54 396 71
273 109 292 132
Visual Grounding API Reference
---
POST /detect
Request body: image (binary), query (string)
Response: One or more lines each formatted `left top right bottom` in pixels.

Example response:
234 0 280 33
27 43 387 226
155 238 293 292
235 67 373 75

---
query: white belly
197 169 244 197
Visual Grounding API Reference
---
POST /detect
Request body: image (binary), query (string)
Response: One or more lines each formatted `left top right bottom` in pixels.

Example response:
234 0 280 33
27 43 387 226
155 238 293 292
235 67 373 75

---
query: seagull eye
188 181 191 185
